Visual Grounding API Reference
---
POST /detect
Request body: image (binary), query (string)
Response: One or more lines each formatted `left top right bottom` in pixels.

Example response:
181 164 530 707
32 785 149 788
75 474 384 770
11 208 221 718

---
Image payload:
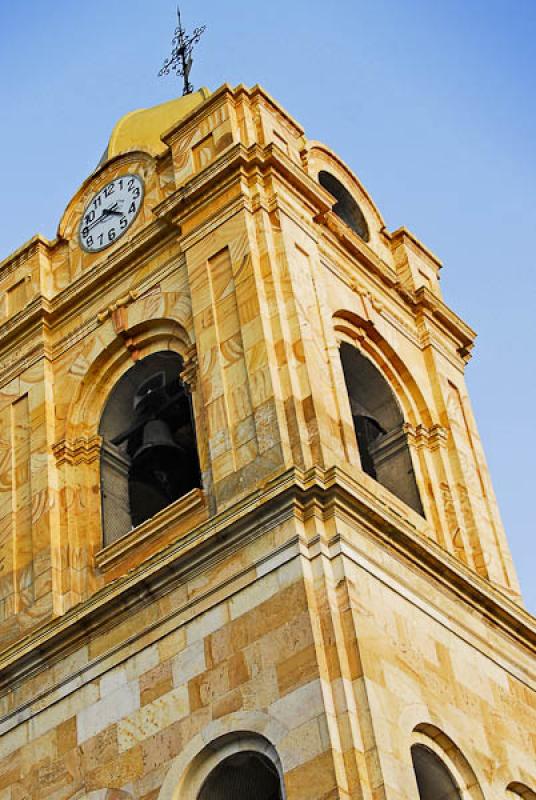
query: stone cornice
0 300 49 387
160 84 305 152
50 220 178 326
153 142 332 228
0 234 55 279
0 146 476 370
0 341 46 389
414 285 476 361
0 465 533 694
239 83 306 137
0 296 51 350
160 83 236 148
154 141 406 303
388 226 443 273
315 209 399 288
50 252 186 363
0 220 180 359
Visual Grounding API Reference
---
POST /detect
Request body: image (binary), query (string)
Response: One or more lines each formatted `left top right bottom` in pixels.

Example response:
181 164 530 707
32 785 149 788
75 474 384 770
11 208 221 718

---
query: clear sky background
0 1 534 612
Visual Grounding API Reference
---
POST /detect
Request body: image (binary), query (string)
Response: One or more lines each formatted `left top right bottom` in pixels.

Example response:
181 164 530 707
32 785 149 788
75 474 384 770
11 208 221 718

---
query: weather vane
158 6 206 96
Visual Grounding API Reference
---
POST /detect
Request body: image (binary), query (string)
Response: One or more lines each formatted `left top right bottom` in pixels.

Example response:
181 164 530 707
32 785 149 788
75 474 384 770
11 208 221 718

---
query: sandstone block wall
0 84 533 799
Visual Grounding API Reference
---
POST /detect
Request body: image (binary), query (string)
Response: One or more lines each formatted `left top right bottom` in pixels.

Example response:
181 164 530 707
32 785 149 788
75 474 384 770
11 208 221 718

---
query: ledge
0 234 55 277
389 226 443 272
413 285 476 360
0 465 533 697
95 487 208 572
314 208 399 287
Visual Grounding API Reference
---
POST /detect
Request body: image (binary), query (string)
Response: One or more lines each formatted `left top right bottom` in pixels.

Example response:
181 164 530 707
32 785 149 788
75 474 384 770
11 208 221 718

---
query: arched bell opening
411 744 463 800
99 351 201 545
197 751 283 800
340 342 423 515
318 170 370 242
507 782 536 800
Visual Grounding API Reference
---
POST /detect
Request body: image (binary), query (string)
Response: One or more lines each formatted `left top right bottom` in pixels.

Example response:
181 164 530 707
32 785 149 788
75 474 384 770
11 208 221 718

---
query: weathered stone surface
0 83 532 800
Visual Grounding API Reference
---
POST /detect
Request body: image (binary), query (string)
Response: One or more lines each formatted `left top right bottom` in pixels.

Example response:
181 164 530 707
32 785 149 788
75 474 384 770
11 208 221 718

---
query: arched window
198 751 283 800
340 342 423 514
507 782 536 800
99 351 201 545
318 170 370 241
411 744 462 800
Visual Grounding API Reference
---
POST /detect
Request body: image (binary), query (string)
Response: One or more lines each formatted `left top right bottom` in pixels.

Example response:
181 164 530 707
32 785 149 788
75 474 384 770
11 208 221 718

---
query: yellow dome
100 88 210 163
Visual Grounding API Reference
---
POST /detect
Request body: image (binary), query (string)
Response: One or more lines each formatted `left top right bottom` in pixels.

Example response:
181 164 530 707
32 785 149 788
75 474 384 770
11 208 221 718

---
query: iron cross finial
158 6 206 96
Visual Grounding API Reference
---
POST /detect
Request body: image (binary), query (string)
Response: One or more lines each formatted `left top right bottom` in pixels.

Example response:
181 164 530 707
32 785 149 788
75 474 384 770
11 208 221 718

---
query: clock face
79 174 144 253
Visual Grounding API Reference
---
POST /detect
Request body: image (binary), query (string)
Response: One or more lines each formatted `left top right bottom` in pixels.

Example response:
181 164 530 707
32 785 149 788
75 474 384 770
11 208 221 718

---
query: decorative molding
0 465 533 702
52 259 184 361
49 220 177 328
96 287 168 360
405 423 449 451
52 435 102 466
414 285 475 362
0 235 53 280
97 289 140 323
314 209 398 288
0 341 45 389
180 345 199 391
351 279 384 314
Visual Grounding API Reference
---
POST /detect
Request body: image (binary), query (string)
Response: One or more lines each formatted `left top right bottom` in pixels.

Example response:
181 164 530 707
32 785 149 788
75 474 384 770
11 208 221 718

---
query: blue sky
0 1 534 611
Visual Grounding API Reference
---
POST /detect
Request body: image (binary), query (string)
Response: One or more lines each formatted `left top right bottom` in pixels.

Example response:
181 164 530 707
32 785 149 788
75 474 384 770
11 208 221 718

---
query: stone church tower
0 85 533 800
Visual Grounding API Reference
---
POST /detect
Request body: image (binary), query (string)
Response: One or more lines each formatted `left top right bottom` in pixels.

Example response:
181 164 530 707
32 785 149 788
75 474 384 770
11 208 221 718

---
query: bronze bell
129 419 185 527
131 419 183 465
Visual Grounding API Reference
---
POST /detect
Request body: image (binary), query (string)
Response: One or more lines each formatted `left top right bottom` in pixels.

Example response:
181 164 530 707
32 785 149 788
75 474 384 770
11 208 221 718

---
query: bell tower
0 84 533 800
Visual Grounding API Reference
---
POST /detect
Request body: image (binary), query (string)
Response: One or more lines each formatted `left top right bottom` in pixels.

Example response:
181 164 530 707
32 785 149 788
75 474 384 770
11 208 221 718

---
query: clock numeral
81 176 143 251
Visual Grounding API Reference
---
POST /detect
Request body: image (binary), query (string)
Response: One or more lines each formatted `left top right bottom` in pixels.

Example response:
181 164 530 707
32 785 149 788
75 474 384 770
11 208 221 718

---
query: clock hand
101 202 119 216
83 213 107 233
83 204 124 233
84 212 111 233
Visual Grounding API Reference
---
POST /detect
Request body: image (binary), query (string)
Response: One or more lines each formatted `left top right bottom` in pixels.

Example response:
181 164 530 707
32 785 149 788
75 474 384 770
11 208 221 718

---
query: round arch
54 315 203 578
411 723 485 800
507 782 536 800
64 316 193 443
306 140 386 231
98 348 201 543
332 310 439 516
333 309 434 430
318 170 370 242
156 712 288 800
